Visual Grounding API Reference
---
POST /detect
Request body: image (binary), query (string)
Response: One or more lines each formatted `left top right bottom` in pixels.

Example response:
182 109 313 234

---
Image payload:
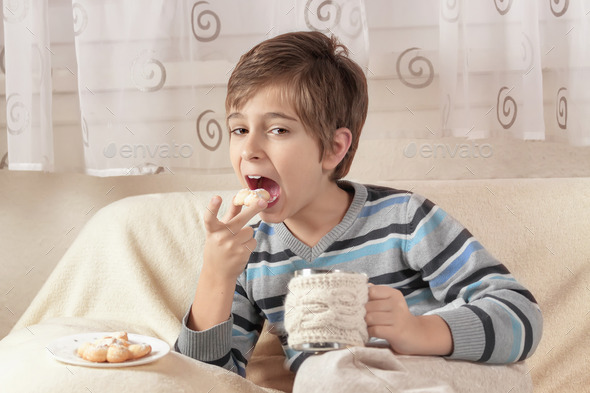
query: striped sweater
176 181 543 376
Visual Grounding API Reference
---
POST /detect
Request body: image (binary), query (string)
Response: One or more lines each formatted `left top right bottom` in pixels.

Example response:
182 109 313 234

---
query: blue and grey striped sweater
176 181 543 376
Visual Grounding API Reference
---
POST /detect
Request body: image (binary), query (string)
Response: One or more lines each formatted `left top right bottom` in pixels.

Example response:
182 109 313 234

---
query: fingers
365 311 395 327
203 196 223 233
368 285 401 301
226 198 268 233
243 237 258 254
232 225 255 244
222 201 243 223
365 286 407 313
201 193 262 280
365 298 393 313
204 195 267 235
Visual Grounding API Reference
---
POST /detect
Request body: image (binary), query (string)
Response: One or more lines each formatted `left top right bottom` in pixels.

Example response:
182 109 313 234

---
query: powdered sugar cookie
233 188 271 207
81 344 108 363
106 344 132 363
77 332 152 363
129 343 152 359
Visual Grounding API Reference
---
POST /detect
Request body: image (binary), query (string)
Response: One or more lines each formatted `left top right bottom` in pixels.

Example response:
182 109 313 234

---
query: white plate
46 332 170 368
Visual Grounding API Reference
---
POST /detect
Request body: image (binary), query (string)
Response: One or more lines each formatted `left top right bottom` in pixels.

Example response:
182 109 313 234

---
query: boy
176 31 542 376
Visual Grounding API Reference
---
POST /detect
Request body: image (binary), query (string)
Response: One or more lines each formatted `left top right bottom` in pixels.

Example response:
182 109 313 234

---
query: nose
241 132 264 161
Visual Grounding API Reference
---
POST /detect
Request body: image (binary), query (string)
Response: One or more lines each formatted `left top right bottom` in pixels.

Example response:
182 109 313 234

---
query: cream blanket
12 191 219 344
294 346 532 393
2 191 284 393
1 191 533 393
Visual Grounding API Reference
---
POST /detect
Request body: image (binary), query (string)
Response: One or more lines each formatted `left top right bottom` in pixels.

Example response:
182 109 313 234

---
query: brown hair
226 31 368 180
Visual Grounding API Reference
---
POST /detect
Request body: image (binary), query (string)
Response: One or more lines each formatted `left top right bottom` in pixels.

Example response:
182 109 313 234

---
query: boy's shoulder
360 183 433 219
362 183 416 202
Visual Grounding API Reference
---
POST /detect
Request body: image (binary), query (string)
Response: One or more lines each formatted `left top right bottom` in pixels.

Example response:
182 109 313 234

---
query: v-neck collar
273 181 367 262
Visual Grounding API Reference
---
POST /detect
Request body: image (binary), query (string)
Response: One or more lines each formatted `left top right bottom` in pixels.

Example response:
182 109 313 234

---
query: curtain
2 0 588 175
3 0 53 171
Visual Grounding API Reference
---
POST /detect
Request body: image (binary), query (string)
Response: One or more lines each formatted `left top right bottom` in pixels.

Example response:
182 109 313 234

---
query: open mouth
245 175 280 206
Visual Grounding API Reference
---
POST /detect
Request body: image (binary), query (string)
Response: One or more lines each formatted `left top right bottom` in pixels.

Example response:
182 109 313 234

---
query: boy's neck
283 181 353 248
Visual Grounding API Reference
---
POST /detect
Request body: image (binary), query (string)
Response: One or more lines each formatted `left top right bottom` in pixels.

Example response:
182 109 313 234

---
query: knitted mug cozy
284 270 369 350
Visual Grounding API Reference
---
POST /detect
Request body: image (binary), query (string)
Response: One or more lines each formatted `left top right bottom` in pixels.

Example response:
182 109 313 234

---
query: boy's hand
202 195 268 281
189 195 267 332
365 285 453 356
365 285 416 354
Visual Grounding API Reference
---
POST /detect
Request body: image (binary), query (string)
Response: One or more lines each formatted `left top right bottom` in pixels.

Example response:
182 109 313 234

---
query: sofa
0 169 588 393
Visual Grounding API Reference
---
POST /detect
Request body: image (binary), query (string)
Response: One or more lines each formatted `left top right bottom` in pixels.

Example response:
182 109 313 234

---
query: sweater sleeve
402 193 543 364
175 273 264 376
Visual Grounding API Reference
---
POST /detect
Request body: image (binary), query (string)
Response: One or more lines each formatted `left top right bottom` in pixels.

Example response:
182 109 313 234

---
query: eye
231 128 248 136
270 128 289 135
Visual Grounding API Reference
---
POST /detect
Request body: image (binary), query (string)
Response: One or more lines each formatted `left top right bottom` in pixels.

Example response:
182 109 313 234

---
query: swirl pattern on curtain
131 53 167 93
196 110 223 152
396 48 434 89
556 88 568 130
550 0 569 17
6 94 30 135
191 1 221 42
496 87 518 130
72 2 87 36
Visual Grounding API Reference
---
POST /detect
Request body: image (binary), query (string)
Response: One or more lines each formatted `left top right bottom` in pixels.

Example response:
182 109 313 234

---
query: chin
259 209 284 224
259 214 282 224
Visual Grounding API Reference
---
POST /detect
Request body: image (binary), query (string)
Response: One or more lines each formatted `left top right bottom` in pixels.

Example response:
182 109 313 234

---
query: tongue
258 177 280 200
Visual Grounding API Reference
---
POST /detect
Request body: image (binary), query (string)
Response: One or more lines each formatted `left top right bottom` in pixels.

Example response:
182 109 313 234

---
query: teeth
248 175 261 179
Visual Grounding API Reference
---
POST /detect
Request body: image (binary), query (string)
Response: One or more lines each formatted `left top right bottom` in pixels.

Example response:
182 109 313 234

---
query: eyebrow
227 112 298 122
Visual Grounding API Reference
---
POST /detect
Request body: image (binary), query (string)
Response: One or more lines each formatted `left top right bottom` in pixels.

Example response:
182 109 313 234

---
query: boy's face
228 86 332 224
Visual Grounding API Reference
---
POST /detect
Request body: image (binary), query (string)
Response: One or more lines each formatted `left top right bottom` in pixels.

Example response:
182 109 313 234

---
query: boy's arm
175 195 267 376
176 273 264 376
188 265 235 331
402 194 543 364
188 195 266 331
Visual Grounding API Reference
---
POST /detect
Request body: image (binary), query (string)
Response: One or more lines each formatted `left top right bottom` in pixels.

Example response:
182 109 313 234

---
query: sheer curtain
2 0 589 175
3 0 53 171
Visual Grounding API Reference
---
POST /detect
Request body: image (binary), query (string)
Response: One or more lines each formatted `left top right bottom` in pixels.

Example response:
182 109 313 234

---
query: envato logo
403 142 493 159
103 142 193 159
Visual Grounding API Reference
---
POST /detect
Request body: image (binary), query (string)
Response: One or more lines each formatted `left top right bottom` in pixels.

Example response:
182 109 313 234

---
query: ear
322 127 352 172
